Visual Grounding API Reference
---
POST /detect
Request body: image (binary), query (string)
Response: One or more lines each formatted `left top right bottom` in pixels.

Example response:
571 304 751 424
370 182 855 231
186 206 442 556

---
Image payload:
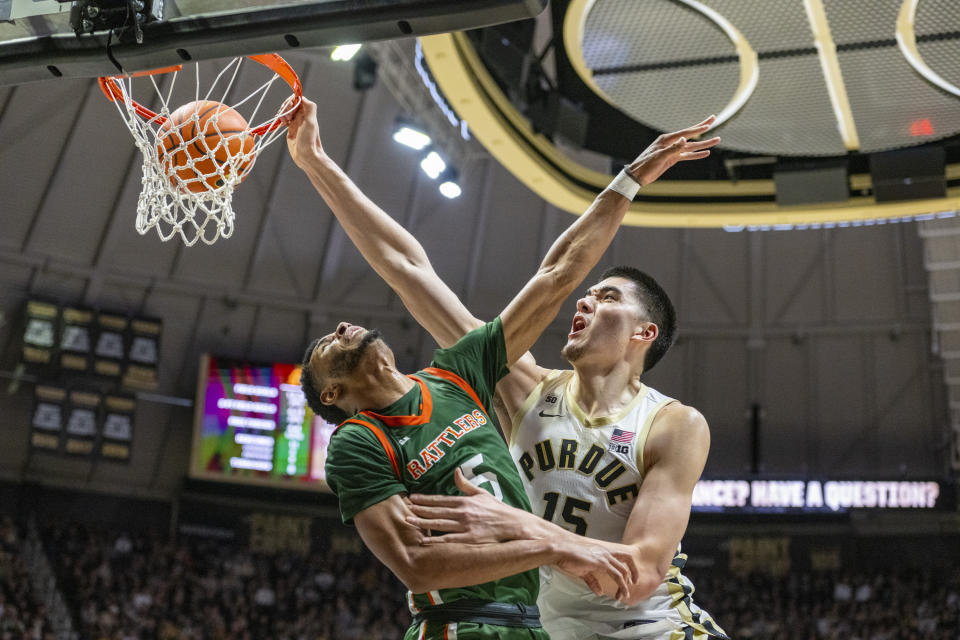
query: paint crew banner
692 479 953 513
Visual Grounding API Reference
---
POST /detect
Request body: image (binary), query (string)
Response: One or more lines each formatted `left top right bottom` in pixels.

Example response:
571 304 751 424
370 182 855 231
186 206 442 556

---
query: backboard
0 0 547 86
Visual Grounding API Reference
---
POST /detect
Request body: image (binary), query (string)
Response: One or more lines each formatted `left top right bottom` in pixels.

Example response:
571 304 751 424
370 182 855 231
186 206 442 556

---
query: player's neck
353 360 416 413
569 361 644 419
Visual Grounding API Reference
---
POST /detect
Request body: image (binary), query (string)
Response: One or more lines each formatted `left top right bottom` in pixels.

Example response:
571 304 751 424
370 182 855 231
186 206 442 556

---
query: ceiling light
393 126 432 150
439 181 462 199
420 151 446 180
331 44 362 61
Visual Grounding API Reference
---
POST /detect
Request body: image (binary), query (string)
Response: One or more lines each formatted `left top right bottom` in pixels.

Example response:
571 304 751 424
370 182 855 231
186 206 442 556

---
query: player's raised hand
553 540 639 602
407 468 542 544
626 115 721 187
281 95 325 169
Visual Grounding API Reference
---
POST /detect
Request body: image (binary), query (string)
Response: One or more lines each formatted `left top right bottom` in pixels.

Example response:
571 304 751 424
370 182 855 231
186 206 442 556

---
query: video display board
190 355 336 491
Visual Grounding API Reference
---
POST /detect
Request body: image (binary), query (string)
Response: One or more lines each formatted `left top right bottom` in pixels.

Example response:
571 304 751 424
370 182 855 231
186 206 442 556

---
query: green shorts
404 621 550 639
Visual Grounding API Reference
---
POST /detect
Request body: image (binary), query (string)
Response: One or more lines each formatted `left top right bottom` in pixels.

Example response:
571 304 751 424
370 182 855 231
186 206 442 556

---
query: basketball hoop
99 54 302 246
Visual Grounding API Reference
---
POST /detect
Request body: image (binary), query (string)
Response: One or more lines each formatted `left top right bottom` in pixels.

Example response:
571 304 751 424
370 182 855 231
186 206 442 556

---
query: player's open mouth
569 315 587 337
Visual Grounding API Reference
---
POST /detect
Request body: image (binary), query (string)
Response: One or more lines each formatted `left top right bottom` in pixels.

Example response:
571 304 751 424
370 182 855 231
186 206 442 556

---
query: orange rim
98 54 303 134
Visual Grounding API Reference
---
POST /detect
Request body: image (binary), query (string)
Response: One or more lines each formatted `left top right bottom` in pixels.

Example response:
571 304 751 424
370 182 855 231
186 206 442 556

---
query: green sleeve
325 424 406 525
429 317 508 410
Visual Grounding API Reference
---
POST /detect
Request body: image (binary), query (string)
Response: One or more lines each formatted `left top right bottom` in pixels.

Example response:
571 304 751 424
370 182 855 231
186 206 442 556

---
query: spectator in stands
0 517 52 640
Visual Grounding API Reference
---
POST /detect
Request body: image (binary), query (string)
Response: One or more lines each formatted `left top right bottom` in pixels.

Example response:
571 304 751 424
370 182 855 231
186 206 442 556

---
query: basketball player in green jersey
284 95 725 639
285 95 700 639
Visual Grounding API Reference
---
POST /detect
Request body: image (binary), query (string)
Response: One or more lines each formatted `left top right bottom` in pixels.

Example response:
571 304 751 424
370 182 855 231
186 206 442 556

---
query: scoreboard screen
190 355 335 491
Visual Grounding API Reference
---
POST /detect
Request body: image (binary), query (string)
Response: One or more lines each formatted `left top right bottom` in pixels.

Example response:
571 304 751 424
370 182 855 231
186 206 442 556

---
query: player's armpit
493 353 550 443
615 403 711 604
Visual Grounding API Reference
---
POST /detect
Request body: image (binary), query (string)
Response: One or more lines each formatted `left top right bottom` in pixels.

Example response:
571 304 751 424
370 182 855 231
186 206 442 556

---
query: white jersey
508 370 727 640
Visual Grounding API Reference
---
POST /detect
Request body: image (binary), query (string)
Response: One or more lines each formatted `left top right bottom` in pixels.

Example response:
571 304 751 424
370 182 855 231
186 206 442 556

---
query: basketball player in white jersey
283 97 726 639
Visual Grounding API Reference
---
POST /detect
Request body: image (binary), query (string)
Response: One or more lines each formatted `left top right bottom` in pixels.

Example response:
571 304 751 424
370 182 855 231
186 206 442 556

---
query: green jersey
325 318 538 617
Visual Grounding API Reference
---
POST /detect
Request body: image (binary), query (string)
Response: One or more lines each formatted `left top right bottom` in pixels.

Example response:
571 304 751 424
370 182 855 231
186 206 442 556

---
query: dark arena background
0 1 959 638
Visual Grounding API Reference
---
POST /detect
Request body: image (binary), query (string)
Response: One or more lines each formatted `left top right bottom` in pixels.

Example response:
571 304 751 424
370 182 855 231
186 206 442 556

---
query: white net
103 57 298 246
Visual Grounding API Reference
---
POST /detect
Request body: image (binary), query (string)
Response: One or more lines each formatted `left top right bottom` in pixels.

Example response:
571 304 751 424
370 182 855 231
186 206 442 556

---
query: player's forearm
501 510 661 602
538 189 631 293
299 152 478 347
401 538 559 593
500 189 631 362
300 152 431 288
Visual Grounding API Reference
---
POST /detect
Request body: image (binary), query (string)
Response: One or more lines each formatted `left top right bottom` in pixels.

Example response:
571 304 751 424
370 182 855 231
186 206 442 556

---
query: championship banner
64 390 101 456
94 312 129 379
123 317 161 390
60 307 94 373
31 385 66 452
692 478 952 513
99 394 135 462
22 301 59 368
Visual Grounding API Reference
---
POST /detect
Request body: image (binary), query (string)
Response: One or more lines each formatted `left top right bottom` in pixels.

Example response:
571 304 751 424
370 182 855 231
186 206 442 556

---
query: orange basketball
157 100 255 193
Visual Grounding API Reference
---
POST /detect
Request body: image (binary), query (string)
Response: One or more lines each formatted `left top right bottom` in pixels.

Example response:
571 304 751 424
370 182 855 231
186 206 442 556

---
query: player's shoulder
649 401 710 448
329 419 387 450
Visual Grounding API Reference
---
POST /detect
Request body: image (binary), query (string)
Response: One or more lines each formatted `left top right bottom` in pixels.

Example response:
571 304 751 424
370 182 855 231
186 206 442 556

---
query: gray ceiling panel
873 334 934 466
0 79 91 251
193 299 260 362
833 226 901 322
761 339 811 473
582 0 733 69
24 85 143 263
915 0 960 36
465 162 547 315
681 230 749 325
247 306 307 364
840 45 960 152
822 0 902 45
764 231 826 326
693 338 750 473
815 335 869 471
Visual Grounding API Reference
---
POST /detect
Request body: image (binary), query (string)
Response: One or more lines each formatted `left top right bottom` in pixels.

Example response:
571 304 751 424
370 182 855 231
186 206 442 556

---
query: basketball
157 100 255 193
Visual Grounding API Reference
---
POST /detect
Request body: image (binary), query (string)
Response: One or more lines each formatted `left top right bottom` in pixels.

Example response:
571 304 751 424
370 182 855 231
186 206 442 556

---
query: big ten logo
809 546 842 571
248 513 311 555
727 536 791 576
330 534 364 554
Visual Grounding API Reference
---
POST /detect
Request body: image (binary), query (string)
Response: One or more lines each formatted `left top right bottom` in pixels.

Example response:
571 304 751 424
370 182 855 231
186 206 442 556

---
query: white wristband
607 169 641 201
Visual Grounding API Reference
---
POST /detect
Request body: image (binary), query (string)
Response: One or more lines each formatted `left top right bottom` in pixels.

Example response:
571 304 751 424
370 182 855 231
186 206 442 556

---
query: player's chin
560 340 585 363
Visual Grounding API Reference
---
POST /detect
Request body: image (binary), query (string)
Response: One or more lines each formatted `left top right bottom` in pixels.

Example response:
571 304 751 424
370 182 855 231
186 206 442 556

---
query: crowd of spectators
16 521 960 640
0 516 53 640
692 567 960 640
43 524 408 640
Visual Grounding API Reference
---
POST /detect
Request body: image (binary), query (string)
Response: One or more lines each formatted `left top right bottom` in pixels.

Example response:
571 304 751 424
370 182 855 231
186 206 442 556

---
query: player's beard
328 329 383 378
561 340 586 364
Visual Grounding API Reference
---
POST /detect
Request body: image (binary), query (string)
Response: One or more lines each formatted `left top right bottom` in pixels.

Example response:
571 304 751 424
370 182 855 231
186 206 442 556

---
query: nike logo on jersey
538 410 563 418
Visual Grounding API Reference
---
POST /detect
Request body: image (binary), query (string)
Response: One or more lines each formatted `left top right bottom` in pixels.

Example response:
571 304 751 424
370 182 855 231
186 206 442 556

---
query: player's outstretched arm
352 493 638 599
282 97 479 348
497 120 720 365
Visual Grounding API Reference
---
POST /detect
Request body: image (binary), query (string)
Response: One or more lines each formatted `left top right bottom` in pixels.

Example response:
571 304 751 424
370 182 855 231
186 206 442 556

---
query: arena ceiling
420 0 960 227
